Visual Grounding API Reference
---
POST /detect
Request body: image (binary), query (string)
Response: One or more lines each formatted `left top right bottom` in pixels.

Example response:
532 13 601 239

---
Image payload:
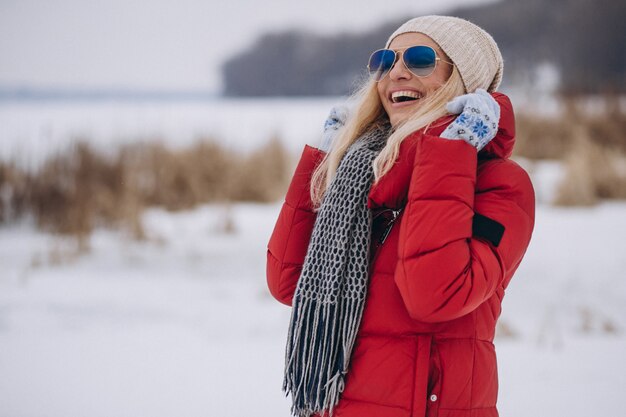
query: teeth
391 90 423 103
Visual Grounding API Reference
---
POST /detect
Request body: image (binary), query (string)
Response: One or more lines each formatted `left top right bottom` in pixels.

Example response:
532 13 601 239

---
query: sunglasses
367 45 452 82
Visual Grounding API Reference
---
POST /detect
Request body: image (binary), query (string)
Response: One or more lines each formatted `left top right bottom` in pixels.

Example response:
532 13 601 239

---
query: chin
389 108 418 127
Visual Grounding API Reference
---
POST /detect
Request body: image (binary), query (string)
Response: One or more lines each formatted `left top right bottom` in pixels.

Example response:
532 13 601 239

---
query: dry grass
0 162 21 223
0 137 293 243
131 136 291 208
514 97 626 160
515 97 626 206
554 130 626 206
20 143 144 249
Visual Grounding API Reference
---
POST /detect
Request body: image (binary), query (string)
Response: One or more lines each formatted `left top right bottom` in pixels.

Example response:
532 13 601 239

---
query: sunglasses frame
367 45 453 82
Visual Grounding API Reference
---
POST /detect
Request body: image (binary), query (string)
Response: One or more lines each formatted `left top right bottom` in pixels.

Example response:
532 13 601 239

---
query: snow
0 98 340 170
1 200 626 416
0 205 293 417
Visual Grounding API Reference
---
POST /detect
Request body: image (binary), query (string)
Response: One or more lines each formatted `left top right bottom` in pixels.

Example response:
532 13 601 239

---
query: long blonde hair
310 66 466 207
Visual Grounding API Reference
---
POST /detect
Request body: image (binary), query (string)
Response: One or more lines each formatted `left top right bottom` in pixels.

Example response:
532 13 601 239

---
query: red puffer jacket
266 93 535 417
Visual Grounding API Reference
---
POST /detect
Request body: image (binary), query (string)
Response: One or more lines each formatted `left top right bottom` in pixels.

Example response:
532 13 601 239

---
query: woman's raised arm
394 97 535 323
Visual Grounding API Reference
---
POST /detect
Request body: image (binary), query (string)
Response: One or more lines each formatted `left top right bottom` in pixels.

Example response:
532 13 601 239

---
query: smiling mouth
390 90 424 104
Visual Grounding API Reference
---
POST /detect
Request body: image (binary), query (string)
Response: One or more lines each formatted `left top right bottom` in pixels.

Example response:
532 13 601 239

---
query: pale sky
0 0 496 93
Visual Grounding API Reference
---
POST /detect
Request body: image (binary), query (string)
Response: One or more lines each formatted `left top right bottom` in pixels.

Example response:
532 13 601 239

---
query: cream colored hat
385 15 503 93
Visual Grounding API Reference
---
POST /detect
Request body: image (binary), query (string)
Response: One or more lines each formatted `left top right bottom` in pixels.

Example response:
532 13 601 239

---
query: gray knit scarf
283 122 391 417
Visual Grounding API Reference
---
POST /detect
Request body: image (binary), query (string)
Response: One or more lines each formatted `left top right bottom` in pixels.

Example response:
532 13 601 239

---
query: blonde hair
310 66 466 207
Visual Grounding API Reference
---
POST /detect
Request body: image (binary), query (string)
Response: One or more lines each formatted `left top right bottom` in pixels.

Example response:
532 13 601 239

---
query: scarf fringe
284 295 366 417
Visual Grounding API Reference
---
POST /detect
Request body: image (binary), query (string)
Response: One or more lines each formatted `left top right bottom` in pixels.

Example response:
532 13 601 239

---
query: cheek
423 75 447 93
432 65 453 88
377 83 392 115
376 83 386 103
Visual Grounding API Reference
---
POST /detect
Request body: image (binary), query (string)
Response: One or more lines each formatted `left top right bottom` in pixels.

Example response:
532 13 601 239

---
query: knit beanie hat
385 15 503 93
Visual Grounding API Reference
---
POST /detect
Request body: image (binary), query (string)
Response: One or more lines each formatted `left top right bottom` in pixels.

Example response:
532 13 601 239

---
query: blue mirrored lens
368 49 396 81
403 46 437 76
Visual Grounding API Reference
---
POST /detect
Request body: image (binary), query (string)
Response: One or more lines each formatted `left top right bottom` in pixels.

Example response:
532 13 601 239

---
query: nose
387 53 412 81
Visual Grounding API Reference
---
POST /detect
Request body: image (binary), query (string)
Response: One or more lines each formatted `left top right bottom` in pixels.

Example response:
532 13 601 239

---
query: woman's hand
319 105 349 152
440 89 500 151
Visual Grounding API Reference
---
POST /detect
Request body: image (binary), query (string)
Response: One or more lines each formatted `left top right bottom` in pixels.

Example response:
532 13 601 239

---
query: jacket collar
423 92 516 160
479 92 516 160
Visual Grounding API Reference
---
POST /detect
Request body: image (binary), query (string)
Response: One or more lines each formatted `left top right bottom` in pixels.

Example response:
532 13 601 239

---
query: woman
267 15 535 417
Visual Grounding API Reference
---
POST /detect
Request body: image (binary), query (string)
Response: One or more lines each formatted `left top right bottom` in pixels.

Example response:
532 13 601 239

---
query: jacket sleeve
266 145 325 306
394 133 535 323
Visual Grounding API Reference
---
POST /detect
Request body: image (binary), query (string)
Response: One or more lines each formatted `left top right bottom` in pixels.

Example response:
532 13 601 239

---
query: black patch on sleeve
472 213 505 247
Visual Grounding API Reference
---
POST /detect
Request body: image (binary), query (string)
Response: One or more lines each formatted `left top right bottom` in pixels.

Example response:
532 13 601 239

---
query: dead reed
515 97 626 206
514 97 626 160
0 137 293 242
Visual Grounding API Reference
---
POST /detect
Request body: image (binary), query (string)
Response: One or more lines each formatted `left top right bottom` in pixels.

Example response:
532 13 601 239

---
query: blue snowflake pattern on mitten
440 89 500 152
457 112 470 125
472 120 489 139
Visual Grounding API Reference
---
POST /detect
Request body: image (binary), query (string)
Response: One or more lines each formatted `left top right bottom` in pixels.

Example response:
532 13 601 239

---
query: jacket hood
425 92 516 159
480 92 516 159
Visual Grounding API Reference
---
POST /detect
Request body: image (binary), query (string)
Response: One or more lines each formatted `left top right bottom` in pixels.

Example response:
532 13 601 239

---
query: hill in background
222 0 625 96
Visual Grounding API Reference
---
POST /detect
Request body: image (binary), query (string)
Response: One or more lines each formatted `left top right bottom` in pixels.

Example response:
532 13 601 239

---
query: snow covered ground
1 200 625 417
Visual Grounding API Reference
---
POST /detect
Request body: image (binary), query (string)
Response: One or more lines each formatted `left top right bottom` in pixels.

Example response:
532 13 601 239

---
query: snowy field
1 98 625 416
0 98 340 169
1 200 626 417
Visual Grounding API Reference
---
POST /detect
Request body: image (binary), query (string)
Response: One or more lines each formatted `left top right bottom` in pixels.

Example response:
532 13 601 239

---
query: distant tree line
222 0 625 96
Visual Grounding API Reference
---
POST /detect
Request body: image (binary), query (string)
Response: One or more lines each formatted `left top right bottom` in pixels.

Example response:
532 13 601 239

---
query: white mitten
440 89 500 151
319 105 350 152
